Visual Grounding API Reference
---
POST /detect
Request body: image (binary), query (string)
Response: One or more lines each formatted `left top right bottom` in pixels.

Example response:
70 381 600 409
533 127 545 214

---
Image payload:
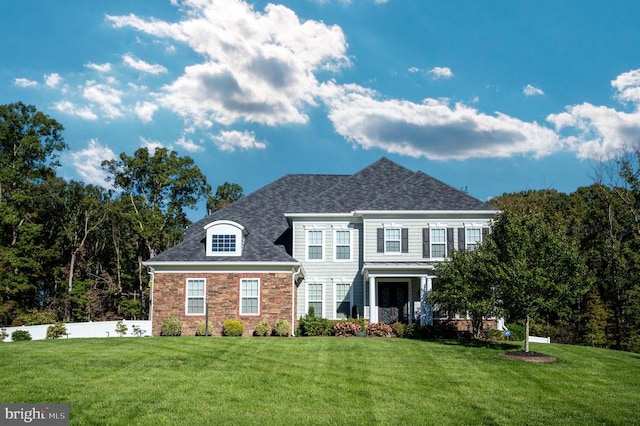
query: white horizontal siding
293 220 364 319
363 218 492 262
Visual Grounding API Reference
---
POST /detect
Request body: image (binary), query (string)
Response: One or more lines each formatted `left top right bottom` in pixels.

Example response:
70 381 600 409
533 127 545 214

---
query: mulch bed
500 351 557 363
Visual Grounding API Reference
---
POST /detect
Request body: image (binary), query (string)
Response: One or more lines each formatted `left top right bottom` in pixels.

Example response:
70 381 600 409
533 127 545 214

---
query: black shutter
447 228 454 255
377 228 384 253
482 227 490 241
458 227 465 250
422 228 430 258
401 228 409 253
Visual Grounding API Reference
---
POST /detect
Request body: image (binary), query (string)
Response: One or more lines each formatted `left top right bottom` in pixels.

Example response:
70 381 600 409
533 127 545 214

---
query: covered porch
362 262 436 326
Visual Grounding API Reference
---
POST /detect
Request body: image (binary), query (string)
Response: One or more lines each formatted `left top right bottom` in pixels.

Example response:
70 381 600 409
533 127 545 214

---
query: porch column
420 276 427 326
426 277 433 326
368 276 376 323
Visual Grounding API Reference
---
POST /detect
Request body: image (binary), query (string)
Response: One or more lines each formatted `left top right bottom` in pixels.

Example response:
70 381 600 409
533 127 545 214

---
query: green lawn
1 337 638 425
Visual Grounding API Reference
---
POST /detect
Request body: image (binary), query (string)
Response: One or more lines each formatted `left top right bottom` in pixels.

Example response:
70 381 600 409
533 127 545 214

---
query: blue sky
2 0 640 220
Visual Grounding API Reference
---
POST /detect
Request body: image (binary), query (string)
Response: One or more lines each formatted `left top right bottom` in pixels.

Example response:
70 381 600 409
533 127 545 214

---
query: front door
378 282 408 324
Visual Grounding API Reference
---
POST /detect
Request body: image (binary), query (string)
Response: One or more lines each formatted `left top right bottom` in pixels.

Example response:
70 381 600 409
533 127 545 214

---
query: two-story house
144 158 497 336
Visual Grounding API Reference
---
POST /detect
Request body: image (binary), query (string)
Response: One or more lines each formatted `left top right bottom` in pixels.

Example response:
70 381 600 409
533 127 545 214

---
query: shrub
46 322 68 339
391 322 406 338
115 320 128 337
405 323 417 338
11 330 32 342
223 319 244 336
332 321 362 337
274 319 291 337
297 316 332 336
367 322 394 337
131 325 146 337
196 321 214 336
482 328 504 341
0 328 7 342
254 321 271 337
344 318 367 332
160 316 183 336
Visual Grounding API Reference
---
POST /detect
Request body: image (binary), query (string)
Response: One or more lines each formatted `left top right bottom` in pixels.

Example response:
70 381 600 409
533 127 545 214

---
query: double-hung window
465 228 482 250
307 230 324 260
186 278 205 315
335 230 351 260
335 283 351 319
430 228 447 258
240 278 260 315
308 283 323 317
385 228 401 253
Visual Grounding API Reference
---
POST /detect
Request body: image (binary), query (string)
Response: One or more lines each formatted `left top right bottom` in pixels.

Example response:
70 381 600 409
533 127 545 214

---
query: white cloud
70 139 116 187
85 62 112 73
408 66 420 73
135 101 158 122
108 0 349 128
53 101 99 120
547 68 640 160
320 82 560 160
547 103 640 159
82 81 124 119
212 130 267 152
44 73 62 88
139 137 164 153
427 67 453 79
122 54 167 74
612 69 640 105
523 84 544 96
176 135 204 152
14 78 38 88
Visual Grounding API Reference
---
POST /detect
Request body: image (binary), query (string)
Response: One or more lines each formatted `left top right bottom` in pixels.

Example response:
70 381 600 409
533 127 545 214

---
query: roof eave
144 260 300 268
353 209 498 216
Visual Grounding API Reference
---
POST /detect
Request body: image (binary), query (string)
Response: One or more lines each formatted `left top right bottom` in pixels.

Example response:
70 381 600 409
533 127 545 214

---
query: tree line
434 151 640 353
3 102 639 353
0 103 241 326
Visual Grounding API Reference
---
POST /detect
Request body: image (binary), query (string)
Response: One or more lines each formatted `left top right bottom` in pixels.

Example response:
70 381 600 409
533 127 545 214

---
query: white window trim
204 220 246 257
185 278 206 316
239 278 260 316
430 227 447 259
306 229 325 261
465 226 483 250
334 282 351 319
333 229 352 261
384 227 402 254
307 282 324 318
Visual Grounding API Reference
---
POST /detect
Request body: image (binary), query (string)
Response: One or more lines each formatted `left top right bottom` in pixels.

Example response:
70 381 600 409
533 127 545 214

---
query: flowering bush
367 322 394 337
332 321 362 337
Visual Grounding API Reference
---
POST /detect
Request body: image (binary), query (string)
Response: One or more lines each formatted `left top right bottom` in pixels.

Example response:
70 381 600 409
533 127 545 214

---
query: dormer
204 220 247 257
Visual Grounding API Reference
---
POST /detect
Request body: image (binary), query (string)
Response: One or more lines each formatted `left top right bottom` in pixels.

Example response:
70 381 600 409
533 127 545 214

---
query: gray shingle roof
147 157 495 263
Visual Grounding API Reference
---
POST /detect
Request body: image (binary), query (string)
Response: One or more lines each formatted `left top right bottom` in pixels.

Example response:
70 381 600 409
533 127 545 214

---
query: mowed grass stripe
1 338 638 425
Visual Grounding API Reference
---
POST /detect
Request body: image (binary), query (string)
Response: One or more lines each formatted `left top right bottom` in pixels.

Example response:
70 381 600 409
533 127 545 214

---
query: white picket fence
528 335 551 344
2 320 151 342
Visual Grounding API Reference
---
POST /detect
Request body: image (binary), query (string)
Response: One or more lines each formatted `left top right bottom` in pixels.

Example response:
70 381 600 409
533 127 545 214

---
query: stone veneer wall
152 272 294 336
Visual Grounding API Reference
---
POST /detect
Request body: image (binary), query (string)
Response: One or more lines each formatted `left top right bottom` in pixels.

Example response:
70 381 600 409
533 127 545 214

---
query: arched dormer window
204 220 247 257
